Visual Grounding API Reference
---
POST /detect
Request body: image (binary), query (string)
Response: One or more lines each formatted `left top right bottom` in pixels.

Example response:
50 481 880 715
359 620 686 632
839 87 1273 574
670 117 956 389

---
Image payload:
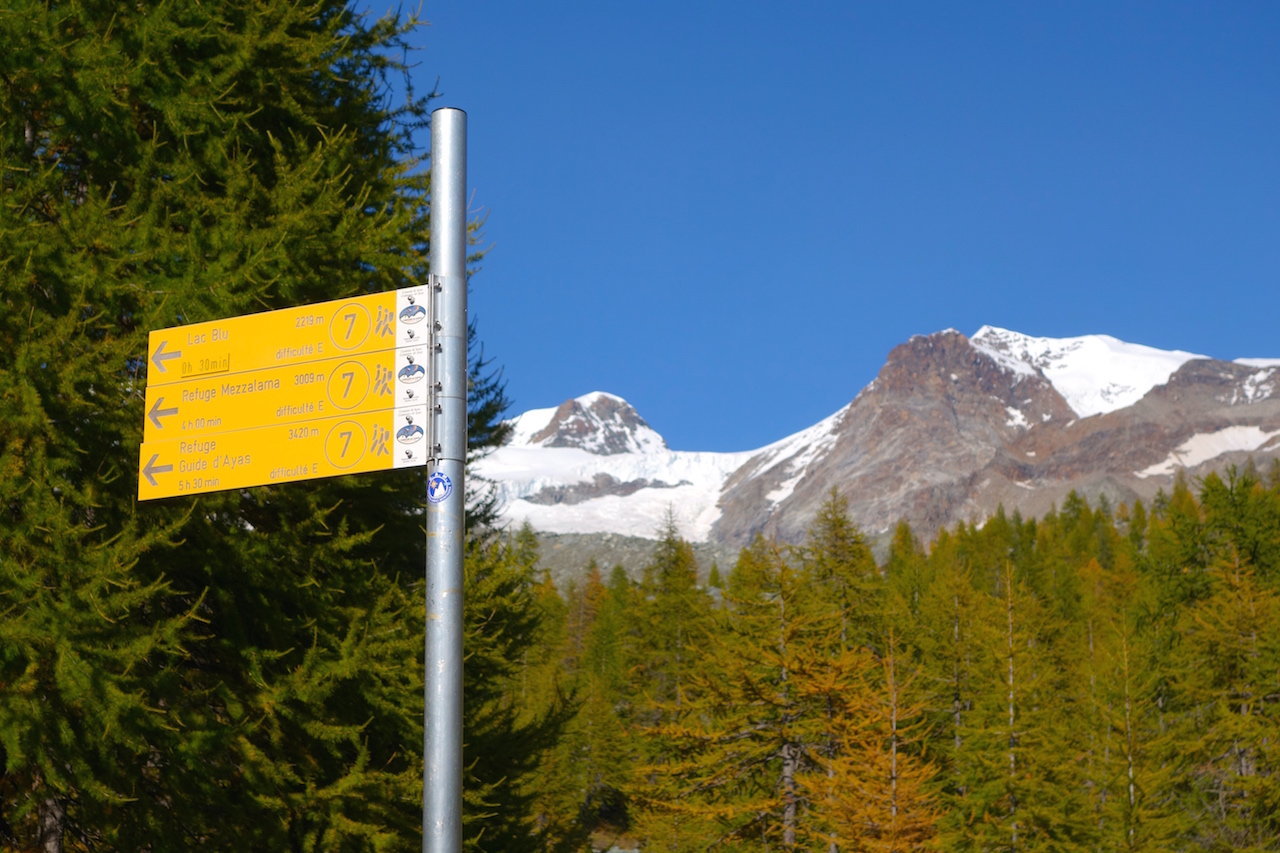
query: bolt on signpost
137 107 468 853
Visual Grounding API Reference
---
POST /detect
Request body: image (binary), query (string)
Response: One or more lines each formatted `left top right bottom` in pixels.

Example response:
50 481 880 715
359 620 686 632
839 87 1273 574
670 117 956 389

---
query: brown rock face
530 393 664 455
710 331 1280 549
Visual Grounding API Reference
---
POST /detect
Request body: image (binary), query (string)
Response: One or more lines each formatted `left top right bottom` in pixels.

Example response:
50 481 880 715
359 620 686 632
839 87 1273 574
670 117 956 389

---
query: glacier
970 326 1207 418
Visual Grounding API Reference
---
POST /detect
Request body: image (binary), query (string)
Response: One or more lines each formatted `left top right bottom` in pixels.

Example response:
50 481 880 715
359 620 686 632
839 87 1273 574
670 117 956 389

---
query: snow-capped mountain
969 326 1209 418
482 393 751 541
477 327 1280 562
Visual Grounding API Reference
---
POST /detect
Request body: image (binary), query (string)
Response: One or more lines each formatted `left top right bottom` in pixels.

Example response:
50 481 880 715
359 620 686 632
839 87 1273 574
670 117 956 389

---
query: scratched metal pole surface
425 107 466 853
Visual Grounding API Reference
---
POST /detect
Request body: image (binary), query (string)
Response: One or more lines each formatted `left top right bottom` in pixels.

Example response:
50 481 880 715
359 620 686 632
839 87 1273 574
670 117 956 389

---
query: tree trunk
782 742 798 848
888 641 901 852
778 589 796 848
37 795 64 853
953 595 963 752
1005 564 1018 853
1121 630 1137 848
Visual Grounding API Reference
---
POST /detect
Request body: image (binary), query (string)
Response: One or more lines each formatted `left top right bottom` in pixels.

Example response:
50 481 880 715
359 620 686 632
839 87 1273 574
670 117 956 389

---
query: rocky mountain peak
709 329 1077 548
526 392 666 455
873 329 1073 428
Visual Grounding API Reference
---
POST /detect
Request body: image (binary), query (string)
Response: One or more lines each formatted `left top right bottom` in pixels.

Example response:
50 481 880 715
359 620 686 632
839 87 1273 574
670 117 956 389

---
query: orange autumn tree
806 628 938 852
635 534 871 851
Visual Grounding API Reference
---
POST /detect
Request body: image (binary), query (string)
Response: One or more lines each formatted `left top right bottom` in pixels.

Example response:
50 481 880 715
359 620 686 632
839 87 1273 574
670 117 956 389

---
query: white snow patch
1231 369 1276 405
1236 358 1280 368
498 482 733 542
1005 407 1029 429
506 404 562 445
755 410 845 505
1135 426 1280 479
971 326 1208 418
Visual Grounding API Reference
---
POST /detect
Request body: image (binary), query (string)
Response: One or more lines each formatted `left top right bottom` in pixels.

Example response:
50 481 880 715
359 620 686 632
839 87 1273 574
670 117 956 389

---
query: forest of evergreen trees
509 462 1280 853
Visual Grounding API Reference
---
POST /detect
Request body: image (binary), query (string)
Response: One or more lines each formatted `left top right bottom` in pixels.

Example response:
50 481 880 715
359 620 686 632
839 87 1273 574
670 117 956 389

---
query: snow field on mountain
478 442 754 539
755 411 846 504
478 393 846 541
971 326 1207 418
1235 369 1277 405
1135 426 1280 478
479 397 756 539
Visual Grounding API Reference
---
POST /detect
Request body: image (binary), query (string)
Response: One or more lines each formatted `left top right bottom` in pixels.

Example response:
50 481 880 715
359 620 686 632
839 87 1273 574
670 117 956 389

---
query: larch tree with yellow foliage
635 535 867 852
805 628 938 853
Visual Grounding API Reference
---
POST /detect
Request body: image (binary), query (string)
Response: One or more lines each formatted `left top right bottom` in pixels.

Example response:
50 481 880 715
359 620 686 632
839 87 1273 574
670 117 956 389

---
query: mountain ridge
477 327 1280 560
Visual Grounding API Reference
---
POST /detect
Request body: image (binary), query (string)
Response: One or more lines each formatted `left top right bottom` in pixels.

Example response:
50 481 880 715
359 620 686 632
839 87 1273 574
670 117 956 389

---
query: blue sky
405 2 1279 452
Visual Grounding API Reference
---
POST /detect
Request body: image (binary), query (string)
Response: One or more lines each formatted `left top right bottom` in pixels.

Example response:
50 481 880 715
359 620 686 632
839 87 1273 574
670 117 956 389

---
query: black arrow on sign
151 340 181 373
142 454 173 487
148 397 178 430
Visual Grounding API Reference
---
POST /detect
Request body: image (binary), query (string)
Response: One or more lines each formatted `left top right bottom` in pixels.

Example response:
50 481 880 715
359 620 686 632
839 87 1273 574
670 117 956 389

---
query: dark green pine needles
0 3 545 851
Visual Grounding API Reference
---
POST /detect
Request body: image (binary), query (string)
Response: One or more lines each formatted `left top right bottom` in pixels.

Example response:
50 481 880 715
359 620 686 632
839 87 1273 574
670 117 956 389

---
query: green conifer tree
583 563 640 840
461 529 578 853
1128 499 1149 553
539 560 634 846
0 3 557 849
628 517 714 852
707 561 723 590
1094 612 1187 850
1168 475 1280 848
884 520 931 630
638 536 869 851
913 531 1000 851
1 2 439 846
631 515 709 723
969 563 1093 851
799 489 882 652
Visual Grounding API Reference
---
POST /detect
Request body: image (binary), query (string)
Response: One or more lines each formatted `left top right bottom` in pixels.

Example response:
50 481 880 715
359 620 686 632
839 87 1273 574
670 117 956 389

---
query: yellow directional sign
139 285 438 500
142 346 431 441
146 287 433 387
138 406 430 500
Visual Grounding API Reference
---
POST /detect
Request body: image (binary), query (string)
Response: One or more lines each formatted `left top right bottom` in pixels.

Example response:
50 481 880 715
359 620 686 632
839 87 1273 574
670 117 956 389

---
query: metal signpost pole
425 107 467 853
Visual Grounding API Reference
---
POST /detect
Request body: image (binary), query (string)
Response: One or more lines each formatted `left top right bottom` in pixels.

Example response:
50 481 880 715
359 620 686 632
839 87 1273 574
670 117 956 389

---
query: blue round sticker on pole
427 472 453 503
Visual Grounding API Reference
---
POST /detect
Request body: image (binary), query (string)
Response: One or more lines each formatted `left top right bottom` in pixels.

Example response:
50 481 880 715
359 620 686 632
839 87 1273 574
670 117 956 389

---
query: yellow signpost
146 288 433 386
139 286 435 499
142 347 431 441
138 406 430 500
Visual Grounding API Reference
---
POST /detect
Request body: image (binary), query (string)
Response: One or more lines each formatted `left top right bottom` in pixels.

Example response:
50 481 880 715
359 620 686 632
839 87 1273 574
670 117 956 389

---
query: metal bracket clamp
428 272 467 465
427 273 445 461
